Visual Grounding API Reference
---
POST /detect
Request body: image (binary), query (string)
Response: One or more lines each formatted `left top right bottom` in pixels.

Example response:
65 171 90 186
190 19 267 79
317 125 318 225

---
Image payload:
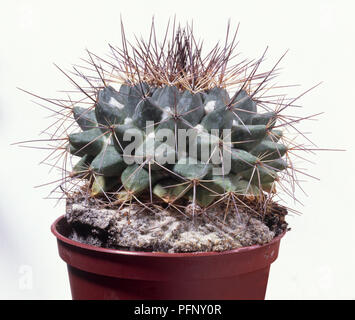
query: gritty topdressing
66 191 287 252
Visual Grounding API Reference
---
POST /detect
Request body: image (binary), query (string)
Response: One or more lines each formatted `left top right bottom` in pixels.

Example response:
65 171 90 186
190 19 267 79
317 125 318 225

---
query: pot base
67 265 271 300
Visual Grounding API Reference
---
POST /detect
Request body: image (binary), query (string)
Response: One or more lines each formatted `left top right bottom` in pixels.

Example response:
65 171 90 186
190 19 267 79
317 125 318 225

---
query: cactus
65 78 289 206
22 19 320 219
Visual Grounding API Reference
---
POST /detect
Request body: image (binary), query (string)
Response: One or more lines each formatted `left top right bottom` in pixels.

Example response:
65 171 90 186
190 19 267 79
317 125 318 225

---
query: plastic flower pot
51 215 285 300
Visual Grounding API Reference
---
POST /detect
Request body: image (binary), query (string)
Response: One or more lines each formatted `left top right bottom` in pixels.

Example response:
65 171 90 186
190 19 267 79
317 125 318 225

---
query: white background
0 0 354 299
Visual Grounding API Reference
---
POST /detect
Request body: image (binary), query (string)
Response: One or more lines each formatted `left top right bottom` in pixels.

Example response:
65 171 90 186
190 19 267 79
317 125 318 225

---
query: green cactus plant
20 19 321 219
65 80 289 205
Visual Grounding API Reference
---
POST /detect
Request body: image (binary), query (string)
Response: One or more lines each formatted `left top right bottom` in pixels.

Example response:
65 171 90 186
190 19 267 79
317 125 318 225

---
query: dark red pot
51 215 285 300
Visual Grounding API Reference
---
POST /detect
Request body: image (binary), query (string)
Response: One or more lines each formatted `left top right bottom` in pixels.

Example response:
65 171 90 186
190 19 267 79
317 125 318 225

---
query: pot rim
52 215 286 258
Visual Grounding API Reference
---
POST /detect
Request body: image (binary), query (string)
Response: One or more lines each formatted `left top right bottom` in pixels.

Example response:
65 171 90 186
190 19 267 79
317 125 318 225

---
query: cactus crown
21 20 318 217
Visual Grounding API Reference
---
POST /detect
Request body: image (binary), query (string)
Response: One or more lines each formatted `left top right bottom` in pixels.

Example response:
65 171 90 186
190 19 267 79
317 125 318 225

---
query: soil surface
65 193 288 253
